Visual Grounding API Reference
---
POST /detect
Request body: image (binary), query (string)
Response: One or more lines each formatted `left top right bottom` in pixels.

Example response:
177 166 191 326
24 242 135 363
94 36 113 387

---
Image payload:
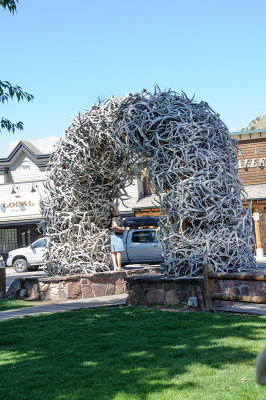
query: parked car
7 225 163 273
6 238 46 273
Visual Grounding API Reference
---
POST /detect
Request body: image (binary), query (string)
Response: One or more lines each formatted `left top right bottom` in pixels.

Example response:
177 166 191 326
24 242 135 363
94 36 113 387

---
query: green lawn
0 299 34 312
0 307 265 400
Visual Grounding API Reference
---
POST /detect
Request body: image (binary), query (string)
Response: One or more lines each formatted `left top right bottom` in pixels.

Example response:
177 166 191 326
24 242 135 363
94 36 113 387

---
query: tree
0 0 34 133
0 0 18 13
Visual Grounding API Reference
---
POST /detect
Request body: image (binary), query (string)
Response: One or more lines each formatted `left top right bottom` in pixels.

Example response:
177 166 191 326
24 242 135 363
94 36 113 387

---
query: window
143 175 152 195
32 239 46 248
141 168 154 195
132 231 152 243
0 228 18 256
151 231 159 242
19 161 31 173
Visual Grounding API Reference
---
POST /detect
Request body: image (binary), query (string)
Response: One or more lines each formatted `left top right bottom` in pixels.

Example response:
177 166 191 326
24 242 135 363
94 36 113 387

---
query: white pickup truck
7 238 46 273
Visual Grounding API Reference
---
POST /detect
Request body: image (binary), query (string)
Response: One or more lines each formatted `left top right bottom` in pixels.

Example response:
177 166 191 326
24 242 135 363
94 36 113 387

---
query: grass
0 299 34 312
0 307 265 400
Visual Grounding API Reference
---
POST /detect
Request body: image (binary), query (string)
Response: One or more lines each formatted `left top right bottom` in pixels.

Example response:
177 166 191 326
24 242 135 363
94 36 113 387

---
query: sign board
253 212 260 221
0 193 42 221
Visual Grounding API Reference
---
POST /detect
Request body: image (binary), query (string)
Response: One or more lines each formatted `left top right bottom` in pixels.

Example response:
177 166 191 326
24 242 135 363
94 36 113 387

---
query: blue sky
1 0 266 157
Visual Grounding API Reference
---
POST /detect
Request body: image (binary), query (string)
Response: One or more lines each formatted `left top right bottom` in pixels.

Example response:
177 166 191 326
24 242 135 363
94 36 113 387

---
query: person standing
256 346 266 385
109 206 125 270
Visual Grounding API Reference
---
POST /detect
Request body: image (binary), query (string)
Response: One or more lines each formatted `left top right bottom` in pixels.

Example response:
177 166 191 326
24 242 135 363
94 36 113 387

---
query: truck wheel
13 258 28 273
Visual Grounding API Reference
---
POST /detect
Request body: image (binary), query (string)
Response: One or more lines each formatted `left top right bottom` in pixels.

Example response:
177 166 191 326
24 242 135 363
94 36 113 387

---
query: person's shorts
110 233 125 252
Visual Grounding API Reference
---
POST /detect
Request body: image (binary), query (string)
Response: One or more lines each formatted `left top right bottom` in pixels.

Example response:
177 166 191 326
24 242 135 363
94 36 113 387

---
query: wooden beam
254 205 263 250
211 293 266 304
208 272 266 281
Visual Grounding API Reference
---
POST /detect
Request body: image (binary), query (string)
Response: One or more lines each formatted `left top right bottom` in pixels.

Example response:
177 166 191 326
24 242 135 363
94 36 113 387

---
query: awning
0 219 41 227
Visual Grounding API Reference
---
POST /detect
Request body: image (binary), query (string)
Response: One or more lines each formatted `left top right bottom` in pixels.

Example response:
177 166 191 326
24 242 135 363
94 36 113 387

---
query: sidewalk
0 294 128 320
217 303 266 315
255 256 266 268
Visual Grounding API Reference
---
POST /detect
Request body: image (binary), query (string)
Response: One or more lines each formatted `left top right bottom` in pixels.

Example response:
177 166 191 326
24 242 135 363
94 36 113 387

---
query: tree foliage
0 0 34 133
0 0 18 14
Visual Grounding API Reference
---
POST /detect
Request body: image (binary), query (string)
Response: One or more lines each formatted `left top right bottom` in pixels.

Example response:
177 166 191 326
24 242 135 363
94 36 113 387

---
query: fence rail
203 264 266 311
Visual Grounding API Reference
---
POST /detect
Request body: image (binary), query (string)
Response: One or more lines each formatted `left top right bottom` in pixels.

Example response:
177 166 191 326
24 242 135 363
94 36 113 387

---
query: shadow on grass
0 308 265 400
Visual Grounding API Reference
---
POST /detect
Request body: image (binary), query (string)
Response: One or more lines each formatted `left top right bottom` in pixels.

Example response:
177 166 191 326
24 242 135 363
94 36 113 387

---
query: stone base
12 266 264 311
126 275 205 309
17 267 160 301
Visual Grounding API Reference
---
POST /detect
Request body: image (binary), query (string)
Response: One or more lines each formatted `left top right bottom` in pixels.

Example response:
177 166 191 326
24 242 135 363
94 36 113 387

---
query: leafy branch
0 81 34 104
0 0 18 14
0 80 34 133
0 0 34 133
1 118 23 134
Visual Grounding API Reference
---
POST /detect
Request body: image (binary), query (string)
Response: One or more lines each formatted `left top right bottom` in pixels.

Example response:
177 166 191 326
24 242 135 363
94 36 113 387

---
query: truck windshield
32 239 46 248
132 231 152 243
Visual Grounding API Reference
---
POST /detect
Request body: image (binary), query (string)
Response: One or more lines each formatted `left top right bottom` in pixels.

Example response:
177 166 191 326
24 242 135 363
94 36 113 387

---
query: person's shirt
110 217 123 235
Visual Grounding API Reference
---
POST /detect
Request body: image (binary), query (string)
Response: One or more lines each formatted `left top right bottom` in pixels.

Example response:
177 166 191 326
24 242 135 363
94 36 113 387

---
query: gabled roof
0 140 50 172
19 140 43 155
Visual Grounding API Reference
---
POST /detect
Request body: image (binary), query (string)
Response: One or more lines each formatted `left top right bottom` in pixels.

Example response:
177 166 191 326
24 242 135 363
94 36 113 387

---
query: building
0 141 49 259
118 171 160 218
124 129 266 257
231 128 266 257
2 130 266 259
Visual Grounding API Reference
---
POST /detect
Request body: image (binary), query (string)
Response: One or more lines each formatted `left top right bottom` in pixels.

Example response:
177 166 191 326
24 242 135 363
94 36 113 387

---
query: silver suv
7 238 46 273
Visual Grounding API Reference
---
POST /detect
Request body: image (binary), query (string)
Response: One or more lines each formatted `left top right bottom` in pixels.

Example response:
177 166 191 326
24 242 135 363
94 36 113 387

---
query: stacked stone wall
126 275 205 309
20 268 159 301
18 268 265 310
214 277 266 306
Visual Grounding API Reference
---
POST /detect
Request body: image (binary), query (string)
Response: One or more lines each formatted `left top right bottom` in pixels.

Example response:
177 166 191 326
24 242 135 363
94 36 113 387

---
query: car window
132 231 152 243
32 239 46 248
151 231 159 243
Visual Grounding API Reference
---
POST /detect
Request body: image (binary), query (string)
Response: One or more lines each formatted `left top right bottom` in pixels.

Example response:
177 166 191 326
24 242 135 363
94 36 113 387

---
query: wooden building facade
231 128 266 257
0 141 50 260
129 128 266 257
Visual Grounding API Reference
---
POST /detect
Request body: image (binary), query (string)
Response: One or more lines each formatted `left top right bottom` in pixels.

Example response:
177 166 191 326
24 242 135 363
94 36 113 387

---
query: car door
26 238 46 265
126 230 153 263
150 230 163 262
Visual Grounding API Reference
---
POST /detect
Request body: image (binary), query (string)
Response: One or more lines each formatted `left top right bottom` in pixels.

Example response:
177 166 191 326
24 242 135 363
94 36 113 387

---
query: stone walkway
0 294 128 320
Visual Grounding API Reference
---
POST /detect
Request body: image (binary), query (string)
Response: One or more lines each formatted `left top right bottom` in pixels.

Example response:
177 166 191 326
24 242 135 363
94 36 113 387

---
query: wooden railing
203 264 266 312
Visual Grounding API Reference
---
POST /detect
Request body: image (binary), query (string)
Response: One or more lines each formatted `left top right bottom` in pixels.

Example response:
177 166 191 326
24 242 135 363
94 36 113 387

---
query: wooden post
0 266 6 300
254 205 264 258
203 264 216 312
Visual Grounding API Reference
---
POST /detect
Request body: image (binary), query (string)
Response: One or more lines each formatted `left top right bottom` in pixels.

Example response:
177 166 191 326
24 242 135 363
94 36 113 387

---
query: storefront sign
238 158 266 169
253 212 260 221
0 193 41 220
3 200 34 208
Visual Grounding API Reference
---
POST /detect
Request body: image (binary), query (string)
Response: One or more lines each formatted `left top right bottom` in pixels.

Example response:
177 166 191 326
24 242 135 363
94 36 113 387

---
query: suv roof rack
123 216 160 228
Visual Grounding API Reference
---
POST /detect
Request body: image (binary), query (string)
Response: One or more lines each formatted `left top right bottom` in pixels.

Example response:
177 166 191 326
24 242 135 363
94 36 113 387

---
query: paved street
5 267 46 290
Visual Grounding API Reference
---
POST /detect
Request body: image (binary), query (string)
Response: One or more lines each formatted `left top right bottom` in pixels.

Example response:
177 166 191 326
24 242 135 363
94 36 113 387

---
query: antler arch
42 88 256 276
